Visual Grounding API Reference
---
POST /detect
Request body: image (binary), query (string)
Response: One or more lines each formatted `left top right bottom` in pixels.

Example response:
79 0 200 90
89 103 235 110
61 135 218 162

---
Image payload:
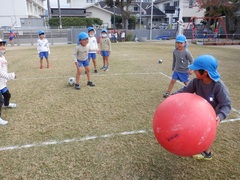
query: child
73 32 95 90
0 39 16 125
99 29 111 71
37 30 50 69
163 35 193 98
9 30 15 46
87 27 99 73
121 30 126 42
173 54 231 160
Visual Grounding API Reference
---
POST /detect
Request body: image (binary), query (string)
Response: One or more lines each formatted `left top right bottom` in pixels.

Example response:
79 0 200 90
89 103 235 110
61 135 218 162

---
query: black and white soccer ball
68 77 76 86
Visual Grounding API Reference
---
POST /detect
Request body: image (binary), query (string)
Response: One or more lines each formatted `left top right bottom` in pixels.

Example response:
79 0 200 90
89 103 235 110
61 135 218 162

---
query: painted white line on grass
0 130 147 152
1 116 240 153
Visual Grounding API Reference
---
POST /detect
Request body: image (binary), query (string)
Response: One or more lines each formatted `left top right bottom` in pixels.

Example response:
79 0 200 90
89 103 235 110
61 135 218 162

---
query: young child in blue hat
87 27 99 73
163 35 194 98
174 54 231 160
73 32 95 90
37 30 50 69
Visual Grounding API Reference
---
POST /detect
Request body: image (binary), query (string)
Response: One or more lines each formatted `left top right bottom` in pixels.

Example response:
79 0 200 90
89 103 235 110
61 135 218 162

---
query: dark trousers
0 90 11 116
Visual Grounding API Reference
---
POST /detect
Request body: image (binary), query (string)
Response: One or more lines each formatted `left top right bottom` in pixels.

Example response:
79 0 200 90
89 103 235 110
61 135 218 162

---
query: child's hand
216 116 220 127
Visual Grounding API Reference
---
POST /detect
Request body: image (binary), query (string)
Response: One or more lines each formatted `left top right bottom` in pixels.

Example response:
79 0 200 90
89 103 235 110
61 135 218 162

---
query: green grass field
0 41 240 179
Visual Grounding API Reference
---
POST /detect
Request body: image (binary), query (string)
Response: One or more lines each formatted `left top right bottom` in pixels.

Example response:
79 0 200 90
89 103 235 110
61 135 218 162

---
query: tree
196 0 239 33
106 0 133 29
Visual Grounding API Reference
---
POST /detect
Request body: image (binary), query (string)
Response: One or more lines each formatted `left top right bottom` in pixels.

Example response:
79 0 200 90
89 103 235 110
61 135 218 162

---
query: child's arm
46 39 50 54
37 39 40 54
108 38 111 52
0 61 15 80
73 46 78 63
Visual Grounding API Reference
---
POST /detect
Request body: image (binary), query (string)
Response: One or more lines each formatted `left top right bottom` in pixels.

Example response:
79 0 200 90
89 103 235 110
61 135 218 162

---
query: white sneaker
0 118 8 125
4 103 17 108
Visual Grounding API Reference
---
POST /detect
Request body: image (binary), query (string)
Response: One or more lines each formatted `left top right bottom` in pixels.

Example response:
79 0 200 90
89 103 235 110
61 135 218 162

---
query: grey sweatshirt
172 48 193 73
174 78 231 121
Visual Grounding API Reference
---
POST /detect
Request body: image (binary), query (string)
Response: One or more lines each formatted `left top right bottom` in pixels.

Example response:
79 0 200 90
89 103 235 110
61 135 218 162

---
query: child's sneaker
94 69 98 73
75 83 80 90
87 81 95 87
104 67 109 71
100 66 105 70
4 103 17 108
192 151 212 160
163 92 170 98
0 118 8 125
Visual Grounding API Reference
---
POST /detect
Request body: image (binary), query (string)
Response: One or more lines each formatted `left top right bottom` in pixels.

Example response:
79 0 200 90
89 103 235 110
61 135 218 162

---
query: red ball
153 93 217 156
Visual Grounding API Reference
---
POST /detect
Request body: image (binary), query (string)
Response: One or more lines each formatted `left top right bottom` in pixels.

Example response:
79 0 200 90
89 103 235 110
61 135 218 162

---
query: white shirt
37 38 50 54
88 36 98 53
0 56 15 90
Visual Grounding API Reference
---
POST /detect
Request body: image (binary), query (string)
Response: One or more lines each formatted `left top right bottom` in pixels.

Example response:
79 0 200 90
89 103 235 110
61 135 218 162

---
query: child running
163 35 193 98
87 27 99 73
173 54 231 160
0 39 17 125
99 29 111 71
73 32 95 90
37 30 50 69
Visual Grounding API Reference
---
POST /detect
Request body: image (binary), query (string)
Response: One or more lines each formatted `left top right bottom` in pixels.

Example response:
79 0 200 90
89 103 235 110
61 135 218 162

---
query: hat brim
188 64 199 70
188 64 220 82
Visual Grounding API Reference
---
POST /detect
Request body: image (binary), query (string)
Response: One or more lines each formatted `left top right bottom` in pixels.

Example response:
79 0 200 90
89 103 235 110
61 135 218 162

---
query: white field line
0 117 240 152
0 130 148 151
2 72 238 152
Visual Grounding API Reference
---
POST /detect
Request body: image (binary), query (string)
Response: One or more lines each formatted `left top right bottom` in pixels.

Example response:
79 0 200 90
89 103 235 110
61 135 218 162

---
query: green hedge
48 17 103 27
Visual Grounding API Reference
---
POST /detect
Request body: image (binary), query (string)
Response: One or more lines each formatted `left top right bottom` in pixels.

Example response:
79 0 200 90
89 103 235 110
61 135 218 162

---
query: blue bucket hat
189 55 220 82
88 27 94 32
176 35 186 43
38 30 44 35
101 29 108 33
78 32 88 40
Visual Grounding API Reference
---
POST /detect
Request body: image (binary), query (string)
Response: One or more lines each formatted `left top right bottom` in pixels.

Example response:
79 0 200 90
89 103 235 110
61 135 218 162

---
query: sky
44 0 70 8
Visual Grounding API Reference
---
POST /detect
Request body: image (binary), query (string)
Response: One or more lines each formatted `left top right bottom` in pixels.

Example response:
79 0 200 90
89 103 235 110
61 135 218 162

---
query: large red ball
153 93 217 156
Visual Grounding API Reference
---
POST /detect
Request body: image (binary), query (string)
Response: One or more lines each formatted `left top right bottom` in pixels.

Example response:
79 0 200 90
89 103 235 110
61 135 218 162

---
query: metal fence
0 28 239 46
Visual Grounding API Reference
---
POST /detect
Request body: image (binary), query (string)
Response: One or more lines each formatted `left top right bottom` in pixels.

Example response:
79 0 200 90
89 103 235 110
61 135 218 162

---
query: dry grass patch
0 41 239 179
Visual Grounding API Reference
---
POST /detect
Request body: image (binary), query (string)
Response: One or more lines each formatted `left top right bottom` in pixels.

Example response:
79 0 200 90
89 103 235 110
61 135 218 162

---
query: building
154 0 205 29
0 0 46 29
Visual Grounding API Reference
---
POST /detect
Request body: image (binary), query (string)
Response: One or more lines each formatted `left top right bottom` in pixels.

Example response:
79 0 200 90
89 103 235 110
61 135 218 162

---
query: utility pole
57 0 62 29
47 0 51 19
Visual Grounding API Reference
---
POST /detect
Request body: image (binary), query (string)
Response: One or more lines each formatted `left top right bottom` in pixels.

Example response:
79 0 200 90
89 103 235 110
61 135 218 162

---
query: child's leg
105 56 109 68
166 79 177 93
102 56 106 68
75 66 81 84
46 58 50 68
85 66 91 81
2 90 11 106
39 58 43 69
0 94 3 117
92 58 97 70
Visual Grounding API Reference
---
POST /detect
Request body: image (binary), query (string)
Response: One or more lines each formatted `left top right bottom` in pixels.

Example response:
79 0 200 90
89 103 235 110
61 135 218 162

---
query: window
164 3 170 10
174 1 179 7
133 6 139 12
189 0 194 8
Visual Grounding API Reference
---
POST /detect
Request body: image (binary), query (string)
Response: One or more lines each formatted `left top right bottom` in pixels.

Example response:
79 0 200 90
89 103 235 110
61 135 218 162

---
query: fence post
51 30 54 45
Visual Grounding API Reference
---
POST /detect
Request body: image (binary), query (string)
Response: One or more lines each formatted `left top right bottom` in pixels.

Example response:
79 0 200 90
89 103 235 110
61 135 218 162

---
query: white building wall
0 0 45 28
87 7 112 28
155 0 205 28
67 0 95 8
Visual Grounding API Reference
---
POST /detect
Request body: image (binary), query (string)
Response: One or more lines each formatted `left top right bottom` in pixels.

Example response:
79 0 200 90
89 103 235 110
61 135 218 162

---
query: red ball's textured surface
153 93 217 156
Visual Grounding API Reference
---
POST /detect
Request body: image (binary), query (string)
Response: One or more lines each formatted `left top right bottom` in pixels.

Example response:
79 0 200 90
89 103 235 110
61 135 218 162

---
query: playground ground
0 41 240 179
